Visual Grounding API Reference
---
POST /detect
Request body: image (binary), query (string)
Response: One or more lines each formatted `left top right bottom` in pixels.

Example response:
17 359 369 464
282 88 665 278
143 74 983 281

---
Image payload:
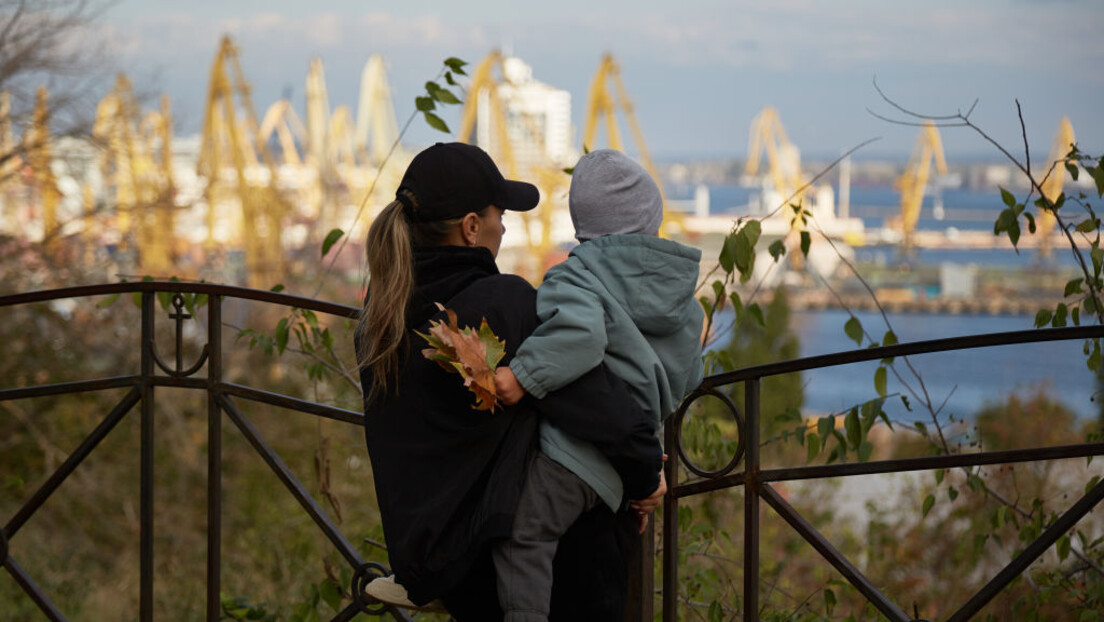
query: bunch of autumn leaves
417 304 506 412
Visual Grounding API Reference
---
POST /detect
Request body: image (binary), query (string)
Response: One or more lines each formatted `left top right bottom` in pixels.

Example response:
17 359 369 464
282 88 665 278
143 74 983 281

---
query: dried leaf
417 304 507 412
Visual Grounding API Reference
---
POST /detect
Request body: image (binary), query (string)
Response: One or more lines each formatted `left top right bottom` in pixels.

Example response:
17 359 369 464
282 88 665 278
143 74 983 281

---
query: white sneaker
364 575 448 613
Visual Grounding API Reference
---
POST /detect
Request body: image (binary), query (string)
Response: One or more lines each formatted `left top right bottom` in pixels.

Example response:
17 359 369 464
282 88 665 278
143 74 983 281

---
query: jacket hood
568 235 701 335
407 245 499 328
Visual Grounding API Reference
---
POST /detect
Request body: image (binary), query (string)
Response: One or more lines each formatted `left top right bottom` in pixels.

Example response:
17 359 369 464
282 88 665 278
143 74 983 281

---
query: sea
674 183 1100 421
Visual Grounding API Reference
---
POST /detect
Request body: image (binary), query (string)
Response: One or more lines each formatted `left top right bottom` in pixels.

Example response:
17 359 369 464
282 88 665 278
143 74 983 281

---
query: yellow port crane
745 106 807 209
93 74 175 274
895 120 947 252
0 90 20 232
24 86 61 253
198 35 287 288
355 54 400 166
1038 117 1076 258
581 53 678 232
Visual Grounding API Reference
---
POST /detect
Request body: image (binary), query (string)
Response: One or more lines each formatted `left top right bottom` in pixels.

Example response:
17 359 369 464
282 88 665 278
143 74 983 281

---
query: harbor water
682 183 1099 421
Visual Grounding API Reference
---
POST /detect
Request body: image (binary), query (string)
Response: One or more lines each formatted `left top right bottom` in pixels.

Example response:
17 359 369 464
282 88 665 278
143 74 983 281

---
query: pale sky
101 0 1104 162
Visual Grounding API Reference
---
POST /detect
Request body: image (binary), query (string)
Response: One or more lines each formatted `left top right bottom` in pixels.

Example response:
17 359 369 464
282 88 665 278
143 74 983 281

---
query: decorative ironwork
671 387 745 479
149 293 210 377
0 526 8 561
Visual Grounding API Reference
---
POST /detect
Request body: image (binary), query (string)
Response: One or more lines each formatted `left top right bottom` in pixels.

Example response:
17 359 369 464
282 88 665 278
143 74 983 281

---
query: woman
356 142 664 619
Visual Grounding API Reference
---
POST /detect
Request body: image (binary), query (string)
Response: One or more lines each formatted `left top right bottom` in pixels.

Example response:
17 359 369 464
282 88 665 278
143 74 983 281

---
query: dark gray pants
493 451 601 622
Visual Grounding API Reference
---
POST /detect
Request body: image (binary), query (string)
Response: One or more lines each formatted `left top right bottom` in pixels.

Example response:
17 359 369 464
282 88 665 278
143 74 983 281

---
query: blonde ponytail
357 192 466 401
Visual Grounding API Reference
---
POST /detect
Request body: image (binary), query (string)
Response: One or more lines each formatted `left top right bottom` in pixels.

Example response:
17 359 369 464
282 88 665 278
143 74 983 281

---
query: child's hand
630 455 668 534
494 366 527 406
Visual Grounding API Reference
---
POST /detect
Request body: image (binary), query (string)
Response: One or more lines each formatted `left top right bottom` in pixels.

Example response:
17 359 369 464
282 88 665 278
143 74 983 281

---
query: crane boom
1037 117 1075 258
896 120 947 252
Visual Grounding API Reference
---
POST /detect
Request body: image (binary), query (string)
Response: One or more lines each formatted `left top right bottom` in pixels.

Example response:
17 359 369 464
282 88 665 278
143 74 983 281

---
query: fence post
662 422 679 620
207 295 222 621
743 378 760 622
140 292 155 621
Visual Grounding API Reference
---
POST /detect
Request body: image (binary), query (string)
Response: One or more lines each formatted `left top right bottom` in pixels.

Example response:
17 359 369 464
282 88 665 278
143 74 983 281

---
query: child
493 149 705 621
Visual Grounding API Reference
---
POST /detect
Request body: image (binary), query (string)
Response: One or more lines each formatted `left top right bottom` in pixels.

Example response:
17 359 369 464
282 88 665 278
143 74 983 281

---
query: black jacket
360 246 662 604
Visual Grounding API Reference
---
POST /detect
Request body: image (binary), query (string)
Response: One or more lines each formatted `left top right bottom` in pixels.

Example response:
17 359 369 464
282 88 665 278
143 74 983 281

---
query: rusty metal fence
4 282 1104 621
662 323 1104 621
0 282 410 621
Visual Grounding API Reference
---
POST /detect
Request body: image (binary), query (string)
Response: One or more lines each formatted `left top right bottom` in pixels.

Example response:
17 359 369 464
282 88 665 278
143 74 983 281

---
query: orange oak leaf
416 303 507 412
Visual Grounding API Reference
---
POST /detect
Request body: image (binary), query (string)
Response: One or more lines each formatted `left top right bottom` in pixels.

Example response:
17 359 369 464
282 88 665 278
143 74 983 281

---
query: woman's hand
494 366 527 406
629 455 668 534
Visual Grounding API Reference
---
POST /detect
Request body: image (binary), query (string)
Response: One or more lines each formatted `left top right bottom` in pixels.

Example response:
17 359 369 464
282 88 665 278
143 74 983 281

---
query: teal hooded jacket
510 234 706 510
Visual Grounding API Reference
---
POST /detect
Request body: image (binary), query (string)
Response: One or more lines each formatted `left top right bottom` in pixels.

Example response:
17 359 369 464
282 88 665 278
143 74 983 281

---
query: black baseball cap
397 142 540 222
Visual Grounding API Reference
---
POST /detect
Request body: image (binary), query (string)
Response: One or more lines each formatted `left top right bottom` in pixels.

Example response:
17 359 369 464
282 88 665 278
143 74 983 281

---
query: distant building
475 56 574 176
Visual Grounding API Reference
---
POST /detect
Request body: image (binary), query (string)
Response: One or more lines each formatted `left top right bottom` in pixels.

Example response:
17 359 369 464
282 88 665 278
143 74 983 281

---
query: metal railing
5 282 1104 621
662 324 1104 621
0 282 407 622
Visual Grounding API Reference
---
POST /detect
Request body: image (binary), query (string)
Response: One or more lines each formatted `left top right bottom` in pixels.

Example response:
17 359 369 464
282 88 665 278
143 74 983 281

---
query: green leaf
806 434 821 462
1023 211 1036 234
858 441 873 462
562 166 574 175
708 601 723 622
935 468 945 484
1057 534 1071 561
97 292 122 308
844 316 863 346
901 394 912 411
1086 475 1101 495
734 229 755 282
743 219 762 247
817 415 834 445
882 330 898 346
845 409 861 449
1053 302 1068 327
824 588 837 615
444 57 468 75
433 88 461 105
800 230 811 257
1076 218 1098 233
319 579 342 612
276 318 290 355
768 239 786 261
874 366 887 397
746 303 765 327
1066 161 1080 181
1090 160 1104 198
948 486 958 501
1088 340 1102 372
922 493 935 518
1065 278 1085 297
1034 309 1053 328
1007 220 1021 248
444 71 457 86
270 284 285 293
157 290 172 312
1093 247 1104 277
999 187 1016 208
423 111 449 133
711 280 725 304
322 228 344 258
719 232 738 273
415 96 435 112
728 291 743 314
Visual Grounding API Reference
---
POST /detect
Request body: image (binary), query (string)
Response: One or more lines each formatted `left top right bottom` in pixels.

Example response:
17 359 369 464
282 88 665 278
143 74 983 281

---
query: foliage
416 304 506 412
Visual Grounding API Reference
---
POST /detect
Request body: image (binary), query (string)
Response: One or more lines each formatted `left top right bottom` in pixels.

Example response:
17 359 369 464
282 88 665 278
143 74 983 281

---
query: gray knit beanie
568 149 663 242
